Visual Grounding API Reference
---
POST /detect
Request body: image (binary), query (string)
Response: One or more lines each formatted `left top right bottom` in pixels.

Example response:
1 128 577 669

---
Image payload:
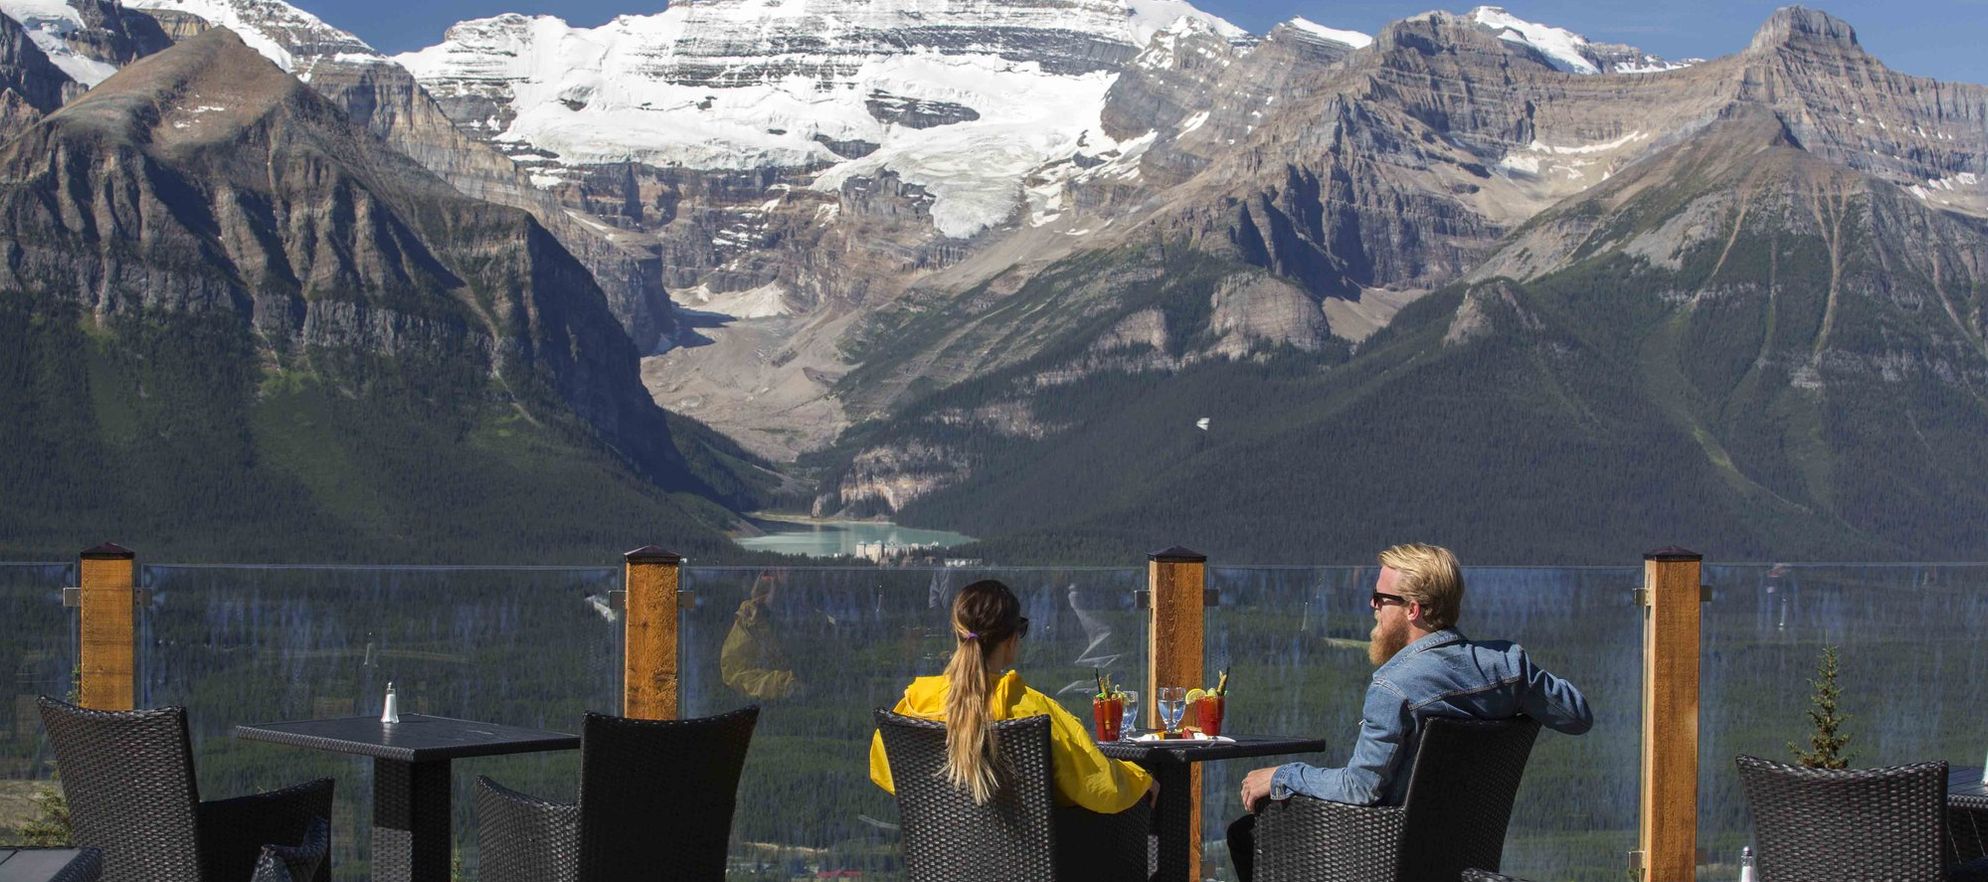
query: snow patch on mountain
1467 6 1596 74
127 0 382 74
1125 0 1244 45
1284 17 1373 50
1 0 119 84
812 62 1122 237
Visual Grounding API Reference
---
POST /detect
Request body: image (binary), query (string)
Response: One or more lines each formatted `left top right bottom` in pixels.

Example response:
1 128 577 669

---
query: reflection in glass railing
137 565 622 880
678 566 1147 879
0 562 75 846
1698 564 1988 877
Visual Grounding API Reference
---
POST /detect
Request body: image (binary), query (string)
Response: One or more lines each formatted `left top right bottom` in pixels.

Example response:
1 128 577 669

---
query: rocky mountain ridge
804 6 1988 542
0 26 763 558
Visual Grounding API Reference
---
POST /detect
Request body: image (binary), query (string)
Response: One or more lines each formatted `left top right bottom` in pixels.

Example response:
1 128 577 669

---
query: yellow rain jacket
868 670 1153 814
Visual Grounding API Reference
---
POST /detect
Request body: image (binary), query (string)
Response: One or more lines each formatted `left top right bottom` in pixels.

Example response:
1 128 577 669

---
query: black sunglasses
1369 591 1409 610
1017 617 1030 639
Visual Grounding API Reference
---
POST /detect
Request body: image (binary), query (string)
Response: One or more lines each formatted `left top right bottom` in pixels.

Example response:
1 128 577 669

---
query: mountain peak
1748 6 1860 55
1279 17 1373 50
48 26 306 146
1465 6 1597 73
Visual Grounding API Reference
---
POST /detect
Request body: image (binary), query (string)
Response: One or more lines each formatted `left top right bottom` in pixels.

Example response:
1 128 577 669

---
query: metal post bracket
62 587 150 607
1134 588 1219 609
608 589 693 610
1634 585 1713 606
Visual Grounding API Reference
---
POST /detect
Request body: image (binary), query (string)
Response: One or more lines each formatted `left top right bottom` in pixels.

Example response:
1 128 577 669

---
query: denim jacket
1269 628 1592 806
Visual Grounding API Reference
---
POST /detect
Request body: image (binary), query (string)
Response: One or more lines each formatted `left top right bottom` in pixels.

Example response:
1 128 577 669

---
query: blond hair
941 580 1024 804
1377 543 1465 630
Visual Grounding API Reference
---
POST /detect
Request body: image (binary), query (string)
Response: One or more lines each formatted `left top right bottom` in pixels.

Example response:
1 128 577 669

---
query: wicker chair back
1394 716 1542 882
37 697 204 882
575 705 759 881
875 710 1059 882
1736 754 1948 882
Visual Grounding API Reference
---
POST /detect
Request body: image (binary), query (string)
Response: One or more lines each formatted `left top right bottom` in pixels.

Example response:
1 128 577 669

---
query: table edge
233 716 580 763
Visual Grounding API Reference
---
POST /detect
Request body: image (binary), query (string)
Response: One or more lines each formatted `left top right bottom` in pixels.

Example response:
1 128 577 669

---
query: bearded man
1226 543 1593 882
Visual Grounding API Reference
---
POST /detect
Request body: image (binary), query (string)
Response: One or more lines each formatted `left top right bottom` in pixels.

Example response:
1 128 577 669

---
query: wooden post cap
1148 546 1208 563
623 546 684 564
1642 546 1703 562
80 542 135 560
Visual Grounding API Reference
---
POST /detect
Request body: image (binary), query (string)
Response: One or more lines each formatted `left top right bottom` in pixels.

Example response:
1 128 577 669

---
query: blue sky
309 0 1988 84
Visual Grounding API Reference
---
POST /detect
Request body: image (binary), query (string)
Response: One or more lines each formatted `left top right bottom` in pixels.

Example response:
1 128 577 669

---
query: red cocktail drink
1092 696 1123 741
1197 695 1225 738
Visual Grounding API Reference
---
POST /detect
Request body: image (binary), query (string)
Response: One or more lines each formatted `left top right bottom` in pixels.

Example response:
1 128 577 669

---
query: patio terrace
4 547 1985 881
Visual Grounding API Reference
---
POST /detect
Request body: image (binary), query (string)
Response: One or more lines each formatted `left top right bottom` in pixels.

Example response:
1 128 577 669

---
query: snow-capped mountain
1465 6 1691 74
125 0 379 73
392 0 1245 238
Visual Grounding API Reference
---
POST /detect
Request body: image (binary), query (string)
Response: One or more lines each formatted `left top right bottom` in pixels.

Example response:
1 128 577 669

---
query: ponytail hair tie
961 631 980 640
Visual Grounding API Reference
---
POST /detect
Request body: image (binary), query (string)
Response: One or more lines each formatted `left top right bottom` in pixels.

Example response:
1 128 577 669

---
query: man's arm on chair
1264 678 1411 806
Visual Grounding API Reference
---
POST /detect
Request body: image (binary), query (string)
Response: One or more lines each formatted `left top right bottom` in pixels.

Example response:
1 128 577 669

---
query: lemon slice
1183 688 1206 704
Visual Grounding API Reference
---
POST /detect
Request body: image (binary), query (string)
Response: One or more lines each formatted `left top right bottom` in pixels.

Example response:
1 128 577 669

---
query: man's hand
1239 766 1277 812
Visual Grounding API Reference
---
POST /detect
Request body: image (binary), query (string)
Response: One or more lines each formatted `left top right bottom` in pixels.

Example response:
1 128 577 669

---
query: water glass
1119 690 1139 736
1157 686 1187 734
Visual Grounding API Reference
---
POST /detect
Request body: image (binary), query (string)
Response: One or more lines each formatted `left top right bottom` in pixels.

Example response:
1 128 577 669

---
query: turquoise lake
733 518 976 557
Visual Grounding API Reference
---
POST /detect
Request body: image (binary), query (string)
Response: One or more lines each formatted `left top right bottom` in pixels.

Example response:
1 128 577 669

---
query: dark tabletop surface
235 713 579 763
0 849 90 882
1953 767 1988 810
1099 733 1329 764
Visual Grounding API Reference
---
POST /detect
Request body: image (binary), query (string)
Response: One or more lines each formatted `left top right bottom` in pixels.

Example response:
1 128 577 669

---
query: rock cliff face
0 8 79 138
0 29 710 494
124 0 682 353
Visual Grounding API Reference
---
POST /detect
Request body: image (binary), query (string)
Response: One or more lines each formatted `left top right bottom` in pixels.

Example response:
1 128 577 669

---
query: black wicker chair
36 697 333 882
247 820 329 882
1736 754 1988 882
475 706 759 882
1252 716 1542 882
873 709 1151 882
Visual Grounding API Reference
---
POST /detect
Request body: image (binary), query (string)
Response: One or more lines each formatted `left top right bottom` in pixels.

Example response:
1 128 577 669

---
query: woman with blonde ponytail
870 579 1153 812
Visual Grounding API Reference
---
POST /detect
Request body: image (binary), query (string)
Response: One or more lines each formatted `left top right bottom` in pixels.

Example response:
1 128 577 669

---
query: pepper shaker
381 682 400 725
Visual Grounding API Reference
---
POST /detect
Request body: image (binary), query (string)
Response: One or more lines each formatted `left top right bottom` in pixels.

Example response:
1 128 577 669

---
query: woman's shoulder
1000 672 1075 716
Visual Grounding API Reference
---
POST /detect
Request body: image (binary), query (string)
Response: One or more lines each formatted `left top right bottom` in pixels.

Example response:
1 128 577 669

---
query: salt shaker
1739 846 1756 882
381 682 400 725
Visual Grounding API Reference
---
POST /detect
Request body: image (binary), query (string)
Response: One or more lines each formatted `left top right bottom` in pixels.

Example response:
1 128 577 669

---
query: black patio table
0 848 100 882
1101 733 1329 882
236 714 579 882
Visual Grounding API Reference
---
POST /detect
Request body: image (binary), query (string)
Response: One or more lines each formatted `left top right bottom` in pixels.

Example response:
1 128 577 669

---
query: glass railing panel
1698 563 1988 876
138 564 621 880
1202 565 1643 882
679 565 1147 879
0 561 76 846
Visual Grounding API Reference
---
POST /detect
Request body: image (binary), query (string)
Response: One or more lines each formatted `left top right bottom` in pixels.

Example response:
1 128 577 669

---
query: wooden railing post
1149 545 1207 882
77 543 137 710
1639 546 1703 882
622 546 683 720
